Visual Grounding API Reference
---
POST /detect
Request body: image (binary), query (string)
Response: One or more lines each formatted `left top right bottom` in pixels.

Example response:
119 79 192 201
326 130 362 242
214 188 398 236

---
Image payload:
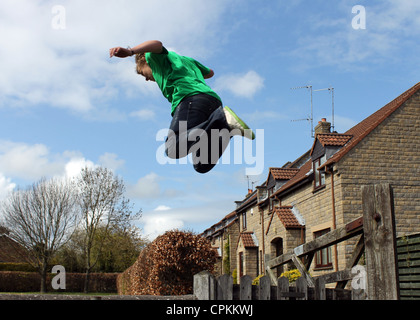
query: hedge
0 271 118 293
117 230 217 296
0 262 37 272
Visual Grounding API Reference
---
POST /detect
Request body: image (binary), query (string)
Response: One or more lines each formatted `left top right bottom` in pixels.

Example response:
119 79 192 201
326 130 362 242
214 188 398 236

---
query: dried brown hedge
117 230 216 296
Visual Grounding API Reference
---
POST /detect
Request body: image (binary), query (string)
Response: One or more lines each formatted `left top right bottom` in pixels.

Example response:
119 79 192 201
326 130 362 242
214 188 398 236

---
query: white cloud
214 70 264 98
0 0 229 114
245 110 287 124
0 173 16 200
0 140 124 182
290 1 420 71
64 157 97 179
0 141 62 180
142 214 184 242
139 197 236 241
127 172 162 200
130 109 156 121
154 205 171 211
98 153 125 172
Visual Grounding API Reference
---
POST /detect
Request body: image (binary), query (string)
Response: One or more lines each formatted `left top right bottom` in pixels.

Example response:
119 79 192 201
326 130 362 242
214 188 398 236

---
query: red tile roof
274 206 303 228
321 81 420 169
310 133 353 156
317 133 353 147
239 232 258 248
273 82 420 197
269 168 300 180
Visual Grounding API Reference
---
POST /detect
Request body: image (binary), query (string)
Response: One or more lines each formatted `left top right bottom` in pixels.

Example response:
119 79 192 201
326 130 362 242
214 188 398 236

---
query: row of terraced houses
202 82 420 280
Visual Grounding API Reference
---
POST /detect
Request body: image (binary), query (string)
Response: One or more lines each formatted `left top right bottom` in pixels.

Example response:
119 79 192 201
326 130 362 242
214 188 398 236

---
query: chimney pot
314 117 331 136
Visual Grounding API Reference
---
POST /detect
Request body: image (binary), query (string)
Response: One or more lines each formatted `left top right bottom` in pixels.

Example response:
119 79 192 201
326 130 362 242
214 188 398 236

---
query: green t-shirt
145 47 221 115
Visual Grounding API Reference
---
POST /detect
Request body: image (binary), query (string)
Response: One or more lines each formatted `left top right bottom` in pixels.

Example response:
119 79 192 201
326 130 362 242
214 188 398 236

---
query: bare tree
1 178 79 293
77 166 139 293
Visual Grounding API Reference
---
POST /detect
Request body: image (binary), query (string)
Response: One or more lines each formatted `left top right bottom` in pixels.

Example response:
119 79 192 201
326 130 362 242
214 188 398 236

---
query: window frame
314 229 333 269
313 156 326 190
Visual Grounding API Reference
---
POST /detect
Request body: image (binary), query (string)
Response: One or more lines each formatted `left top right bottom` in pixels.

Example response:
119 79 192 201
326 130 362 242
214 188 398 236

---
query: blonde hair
135 53 147 75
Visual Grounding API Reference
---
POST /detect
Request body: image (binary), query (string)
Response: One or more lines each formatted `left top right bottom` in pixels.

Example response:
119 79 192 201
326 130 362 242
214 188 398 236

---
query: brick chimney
314 118 331 135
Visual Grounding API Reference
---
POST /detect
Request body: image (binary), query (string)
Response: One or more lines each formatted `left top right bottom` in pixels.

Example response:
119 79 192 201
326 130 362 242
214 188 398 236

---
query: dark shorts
165 93 231 174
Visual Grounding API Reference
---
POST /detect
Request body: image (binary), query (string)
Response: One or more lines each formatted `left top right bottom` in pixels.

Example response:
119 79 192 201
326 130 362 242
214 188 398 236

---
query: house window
313 156 326 189
314 229 332 269
242 212 247 230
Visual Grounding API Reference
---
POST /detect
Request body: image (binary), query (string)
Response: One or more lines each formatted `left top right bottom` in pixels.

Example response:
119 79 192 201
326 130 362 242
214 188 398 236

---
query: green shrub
252 274 264 285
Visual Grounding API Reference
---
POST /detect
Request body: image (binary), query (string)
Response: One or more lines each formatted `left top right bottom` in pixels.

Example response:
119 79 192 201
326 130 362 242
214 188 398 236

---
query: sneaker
224 106 255 140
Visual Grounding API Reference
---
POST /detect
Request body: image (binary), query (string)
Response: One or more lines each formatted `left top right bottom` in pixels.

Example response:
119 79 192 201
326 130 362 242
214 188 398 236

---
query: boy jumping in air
109 40 255 174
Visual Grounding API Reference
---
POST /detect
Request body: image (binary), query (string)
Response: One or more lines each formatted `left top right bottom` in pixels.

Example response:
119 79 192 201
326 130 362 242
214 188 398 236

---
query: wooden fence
195 183 402 300
397 233 420 300
193 271 358 300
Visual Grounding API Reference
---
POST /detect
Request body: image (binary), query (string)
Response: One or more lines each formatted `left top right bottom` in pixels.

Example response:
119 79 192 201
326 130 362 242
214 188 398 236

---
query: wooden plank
399 274 420 282
291 254 315 287
336 235 365 289
319 269 353 284
295 277 308 300
266 252 293 269
266 216 363 271
397 234 420 246
398 267 420 275
258 276 271 300
362 183 399 300
266 265 278 285
217 274 233 300
397 244 420 253
398 252 420 261
400 282 420 289
277 276 289 300
398 259 420 268
296 218 363 257
239 275 252 300
315 277 326 300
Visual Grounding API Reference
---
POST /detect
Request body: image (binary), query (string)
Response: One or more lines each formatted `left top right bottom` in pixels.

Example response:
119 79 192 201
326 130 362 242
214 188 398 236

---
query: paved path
0 293 196 300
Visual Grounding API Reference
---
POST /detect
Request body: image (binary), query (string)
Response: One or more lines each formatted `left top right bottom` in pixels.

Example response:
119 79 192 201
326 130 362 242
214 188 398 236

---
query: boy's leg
165 94 232 173
192 106 232 174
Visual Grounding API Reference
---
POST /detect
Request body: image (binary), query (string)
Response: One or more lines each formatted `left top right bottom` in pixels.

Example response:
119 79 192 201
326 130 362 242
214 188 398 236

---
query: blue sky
0 0 419 240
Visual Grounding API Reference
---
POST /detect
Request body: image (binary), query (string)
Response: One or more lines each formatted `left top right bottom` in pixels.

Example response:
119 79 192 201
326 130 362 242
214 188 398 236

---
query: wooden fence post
240 275 252 300
193 271 215 300
315 276 326 300
362 183 400 300
295 277 308 300
277 276 289 300
217 274 233 300
258 276 271 300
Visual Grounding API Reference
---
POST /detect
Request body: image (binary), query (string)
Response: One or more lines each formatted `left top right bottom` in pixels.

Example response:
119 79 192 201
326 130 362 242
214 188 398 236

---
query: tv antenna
246 175 258 192
313 87 335 132
291 85 335 136
291 85 314 137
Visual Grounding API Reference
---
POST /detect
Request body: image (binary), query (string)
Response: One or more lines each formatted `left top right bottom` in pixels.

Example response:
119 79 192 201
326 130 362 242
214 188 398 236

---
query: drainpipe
329 164 339 271
260 206 265 275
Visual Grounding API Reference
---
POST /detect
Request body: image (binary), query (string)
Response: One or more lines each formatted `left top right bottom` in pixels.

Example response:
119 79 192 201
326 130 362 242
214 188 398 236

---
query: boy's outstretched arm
109 40 163 58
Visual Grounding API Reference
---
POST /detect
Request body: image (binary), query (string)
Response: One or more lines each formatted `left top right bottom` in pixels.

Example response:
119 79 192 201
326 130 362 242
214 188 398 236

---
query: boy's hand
109 47 132 58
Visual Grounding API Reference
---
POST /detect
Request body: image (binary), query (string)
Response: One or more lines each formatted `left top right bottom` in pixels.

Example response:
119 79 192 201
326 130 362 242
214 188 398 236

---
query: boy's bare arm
109 40 163 58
